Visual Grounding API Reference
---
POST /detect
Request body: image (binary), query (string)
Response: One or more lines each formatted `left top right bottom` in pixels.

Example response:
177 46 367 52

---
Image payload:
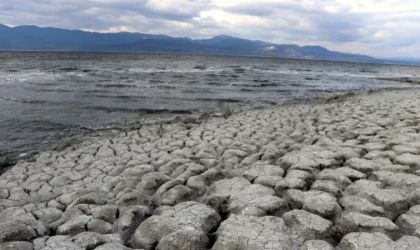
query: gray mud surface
2 89 420 249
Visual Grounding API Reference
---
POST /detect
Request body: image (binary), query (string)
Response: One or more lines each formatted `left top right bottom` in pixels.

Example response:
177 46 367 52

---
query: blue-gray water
0 51 418 160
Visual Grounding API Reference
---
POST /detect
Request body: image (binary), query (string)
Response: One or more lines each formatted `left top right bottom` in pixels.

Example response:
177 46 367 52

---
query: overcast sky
1 0 419 57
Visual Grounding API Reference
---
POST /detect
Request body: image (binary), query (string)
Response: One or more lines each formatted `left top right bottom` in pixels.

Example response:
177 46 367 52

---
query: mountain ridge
0 24 418 65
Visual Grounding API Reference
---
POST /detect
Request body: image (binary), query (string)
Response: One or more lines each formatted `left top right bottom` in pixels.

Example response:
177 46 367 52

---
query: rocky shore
2 88 420 250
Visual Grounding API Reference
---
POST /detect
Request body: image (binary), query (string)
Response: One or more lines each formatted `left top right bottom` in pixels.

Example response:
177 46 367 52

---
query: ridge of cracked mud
2 89 420 250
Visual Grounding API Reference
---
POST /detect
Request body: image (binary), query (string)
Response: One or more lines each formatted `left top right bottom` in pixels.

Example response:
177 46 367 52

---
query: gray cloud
221 0 420 57
0 0 419 57
226 1 366 43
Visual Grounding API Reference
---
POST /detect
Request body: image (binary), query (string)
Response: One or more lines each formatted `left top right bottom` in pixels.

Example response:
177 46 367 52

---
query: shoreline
2 87 420 249
0 85 407 176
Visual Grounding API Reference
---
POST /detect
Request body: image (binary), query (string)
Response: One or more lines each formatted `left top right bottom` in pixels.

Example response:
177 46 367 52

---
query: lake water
0 51 418 162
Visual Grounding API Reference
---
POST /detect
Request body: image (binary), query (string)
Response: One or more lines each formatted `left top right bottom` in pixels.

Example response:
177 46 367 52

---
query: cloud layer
1 0 419 57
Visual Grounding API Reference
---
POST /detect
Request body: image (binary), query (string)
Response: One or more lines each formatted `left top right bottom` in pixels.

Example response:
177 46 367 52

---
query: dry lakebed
2 88 420 249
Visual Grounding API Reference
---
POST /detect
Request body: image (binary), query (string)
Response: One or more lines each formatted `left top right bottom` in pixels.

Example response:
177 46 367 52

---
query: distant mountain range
385 57 420 62
0 24 419 65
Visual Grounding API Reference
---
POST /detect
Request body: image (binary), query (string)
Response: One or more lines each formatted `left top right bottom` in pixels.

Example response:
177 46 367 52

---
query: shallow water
0 51 418 157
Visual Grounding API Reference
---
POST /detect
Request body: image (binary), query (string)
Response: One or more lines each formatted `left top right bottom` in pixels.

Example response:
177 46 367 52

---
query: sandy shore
2 88 420 249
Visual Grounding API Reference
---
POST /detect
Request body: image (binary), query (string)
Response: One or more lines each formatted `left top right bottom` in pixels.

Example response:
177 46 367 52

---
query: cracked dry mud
2 89 420 250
